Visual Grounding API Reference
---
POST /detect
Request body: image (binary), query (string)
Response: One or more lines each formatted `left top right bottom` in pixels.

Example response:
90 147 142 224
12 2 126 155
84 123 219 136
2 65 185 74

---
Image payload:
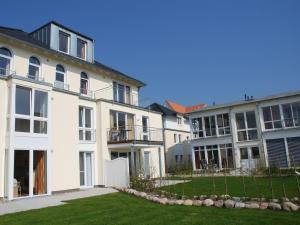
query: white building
188 91 300 171
0 21 165 200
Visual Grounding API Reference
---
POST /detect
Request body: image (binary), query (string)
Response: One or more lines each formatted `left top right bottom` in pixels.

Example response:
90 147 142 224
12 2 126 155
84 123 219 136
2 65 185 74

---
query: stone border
116 188 300 212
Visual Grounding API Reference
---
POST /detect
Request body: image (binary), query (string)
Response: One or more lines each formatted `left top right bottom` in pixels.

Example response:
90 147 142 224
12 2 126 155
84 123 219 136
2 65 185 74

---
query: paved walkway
155 179 191 187
0 187 117 216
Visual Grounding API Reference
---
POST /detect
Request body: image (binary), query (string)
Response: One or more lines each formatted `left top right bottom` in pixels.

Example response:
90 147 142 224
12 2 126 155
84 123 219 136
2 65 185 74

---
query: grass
159 176 300 199
0 192 299 225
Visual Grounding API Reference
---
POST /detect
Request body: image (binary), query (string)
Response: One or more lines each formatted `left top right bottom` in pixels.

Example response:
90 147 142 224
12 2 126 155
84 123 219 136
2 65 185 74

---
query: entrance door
144 152 150 178
79 152 93 187
240 146 260 169
13 150 30 197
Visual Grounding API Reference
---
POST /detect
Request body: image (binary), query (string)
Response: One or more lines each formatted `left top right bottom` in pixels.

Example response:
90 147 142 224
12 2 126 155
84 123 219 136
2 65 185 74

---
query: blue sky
1 0 300 106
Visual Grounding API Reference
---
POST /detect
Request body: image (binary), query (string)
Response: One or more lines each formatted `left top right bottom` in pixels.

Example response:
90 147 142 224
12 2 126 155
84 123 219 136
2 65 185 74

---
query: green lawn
159 176 300 199
0 192 299 225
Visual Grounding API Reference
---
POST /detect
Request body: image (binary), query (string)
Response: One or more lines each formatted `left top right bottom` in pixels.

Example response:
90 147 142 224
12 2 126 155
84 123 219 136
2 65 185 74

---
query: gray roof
148 103 177 116
188 90 300 114
0 24 146 87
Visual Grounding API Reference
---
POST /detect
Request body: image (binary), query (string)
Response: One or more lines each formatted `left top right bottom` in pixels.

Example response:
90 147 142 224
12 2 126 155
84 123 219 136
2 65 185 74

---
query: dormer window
77 38 87 59
59 30 70 53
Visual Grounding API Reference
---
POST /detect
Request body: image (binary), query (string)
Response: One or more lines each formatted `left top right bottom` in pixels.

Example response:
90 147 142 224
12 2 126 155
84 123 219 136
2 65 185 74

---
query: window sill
14 132 48 138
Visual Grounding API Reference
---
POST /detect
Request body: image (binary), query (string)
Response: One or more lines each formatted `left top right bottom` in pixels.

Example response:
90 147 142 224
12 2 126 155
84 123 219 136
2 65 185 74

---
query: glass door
13 150 30 197
33 151 47 195
79 152 93 187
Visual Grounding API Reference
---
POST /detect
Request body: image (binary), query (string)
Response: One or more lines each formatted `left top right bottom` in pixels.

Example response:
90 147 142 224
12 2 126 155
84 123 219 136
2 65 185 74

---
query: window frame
14 85 48 135
262 105 282 130
55 64 65 83
58 30 70 54
235 111 258 142
79 106 94 142
0 47 12 75
77 38 87 60
216 113 231 136
28 56 41 80
113 81 132 104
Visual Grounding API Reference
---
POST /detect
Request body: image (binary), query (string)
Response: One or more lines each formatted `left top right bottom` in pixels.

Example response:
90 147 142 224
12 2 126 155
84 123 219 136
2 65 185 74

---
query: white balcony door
80 152 93 187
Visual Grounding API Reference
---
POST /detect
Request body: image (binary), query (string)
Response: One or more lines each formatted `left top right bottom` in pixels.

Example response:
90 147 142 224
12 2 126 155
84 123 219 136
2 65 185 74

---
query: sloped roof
165 100 207 114
148 103 177 116
0 23 146 87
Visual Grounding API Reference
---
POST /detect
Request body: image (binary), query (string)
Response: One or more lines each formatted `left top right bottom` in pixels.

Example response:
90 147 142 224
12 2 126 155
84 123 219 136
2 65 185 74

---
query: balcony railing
79 128 96 142
0 68 15 77
54 81 70 91
27 74 44 82
79 88 94 98
107 125 163 144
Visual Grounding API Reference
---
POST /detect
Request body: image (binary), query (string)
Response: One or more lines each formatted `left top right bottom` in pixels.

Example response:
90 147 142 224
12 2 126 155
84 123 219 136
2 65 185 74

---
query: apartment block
188 92 300 171
0 21 165 200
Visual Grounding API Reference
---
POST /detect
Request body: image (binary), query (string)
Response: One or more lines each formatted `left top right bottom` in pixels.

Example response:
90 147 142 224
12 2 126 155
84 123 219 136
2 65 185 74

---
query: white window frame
0 46 13 75
79 106 94 142
77 38 87 60
235 111 258 142
216 113 231 136
14 85 48 136
113 81 132 104
28 56 41 80
58 30 70 54
282 102 300 128
262 104 282 130
191 117 204 139
204 115 217 137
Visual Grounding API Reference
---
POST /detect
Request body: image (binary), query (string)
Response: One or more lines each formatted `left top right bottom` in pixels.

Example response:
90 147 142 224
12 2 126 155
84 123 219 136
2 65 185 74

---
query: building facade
188 92 300 172
0 21 165 200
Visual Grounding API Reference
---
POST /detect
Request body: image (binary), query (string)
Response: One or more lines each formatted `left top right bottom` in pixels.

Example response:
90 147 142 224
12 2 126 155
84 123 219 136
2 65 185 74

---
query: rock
232 197 241 202
281 197 290 202
268 202 282 210
245 202 259 209
220 194 231 200
214 200 224 208
210 195 218 200
260 202 268 210
193 196 199 200
224 199 235 208
250 198 260 202
200 195 208 200
183 199 193 206
270 199 279 203
152 197 159 203
291 197 299 203
235 202 245 208
140 192 147 198
282 202 299 212
175 200 184 205
193 200 202 206
167 199 176 205
158 198 168 205
203 199 214 207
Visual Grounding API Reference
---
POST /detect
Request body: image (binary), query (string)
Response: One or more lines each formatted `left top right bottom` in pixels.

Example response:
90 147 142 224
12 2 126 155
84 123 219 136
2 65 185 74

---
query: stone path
0 187 117 216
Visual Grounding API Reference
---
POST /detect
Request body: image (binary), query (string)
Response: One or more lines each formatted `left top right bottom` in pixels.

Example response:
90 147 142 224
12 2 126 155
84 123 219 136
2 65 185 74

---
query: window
113 81 131 104
79 106 93 141
109 110 135 141
80 72 89 95
59 31 70 53
240 148 248 159
55 64 65 82
177 117 182 125
220 143 234 168
28 56 40 80
251 147 260 159
282 102 300 128
174 134 177 143
235 111 258 141
175 155 183 164
77 39 87 59
204 115 216 137
178 134 182 143
216 113 230 135
262 105 282 130
191 118 203 138
15 86 48 134
0 47 12 75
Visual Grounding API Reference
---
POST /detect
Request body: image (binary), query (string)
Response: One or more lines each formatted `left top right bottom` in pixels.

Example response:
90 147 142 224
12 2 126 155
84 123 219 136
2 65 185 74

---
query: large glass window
55 64 65 82
79 106 93 141
220 143 234 168
282 102 300 127
217 113 230 135
28 56 40 80
59 31 69 53
235 111 258 141
191 118 203 138
113 81 131 104
15 86 48 134
262 105 282 129
109 110 135 141
204 115 216 137
0 47 12 75
77 39 86 59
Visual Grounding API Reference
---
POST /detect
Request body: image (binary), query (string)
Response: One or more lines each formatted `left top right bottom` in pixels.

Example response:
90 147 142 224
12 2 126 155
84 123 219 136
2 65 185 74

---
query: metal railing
54 81 70 91
79 128 96 142
107 125 163 143
79 88 94 98
0 68 15 77
27 74 44 82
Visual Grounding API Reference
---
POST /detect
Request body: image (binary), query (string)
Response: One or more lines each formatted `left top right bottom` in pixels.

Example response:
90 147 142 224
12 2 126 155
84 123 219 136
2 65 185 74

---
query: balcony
27 74 45 82
79 88 94 98
107 125 163 145
54 81 70 91
0 68 15 77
